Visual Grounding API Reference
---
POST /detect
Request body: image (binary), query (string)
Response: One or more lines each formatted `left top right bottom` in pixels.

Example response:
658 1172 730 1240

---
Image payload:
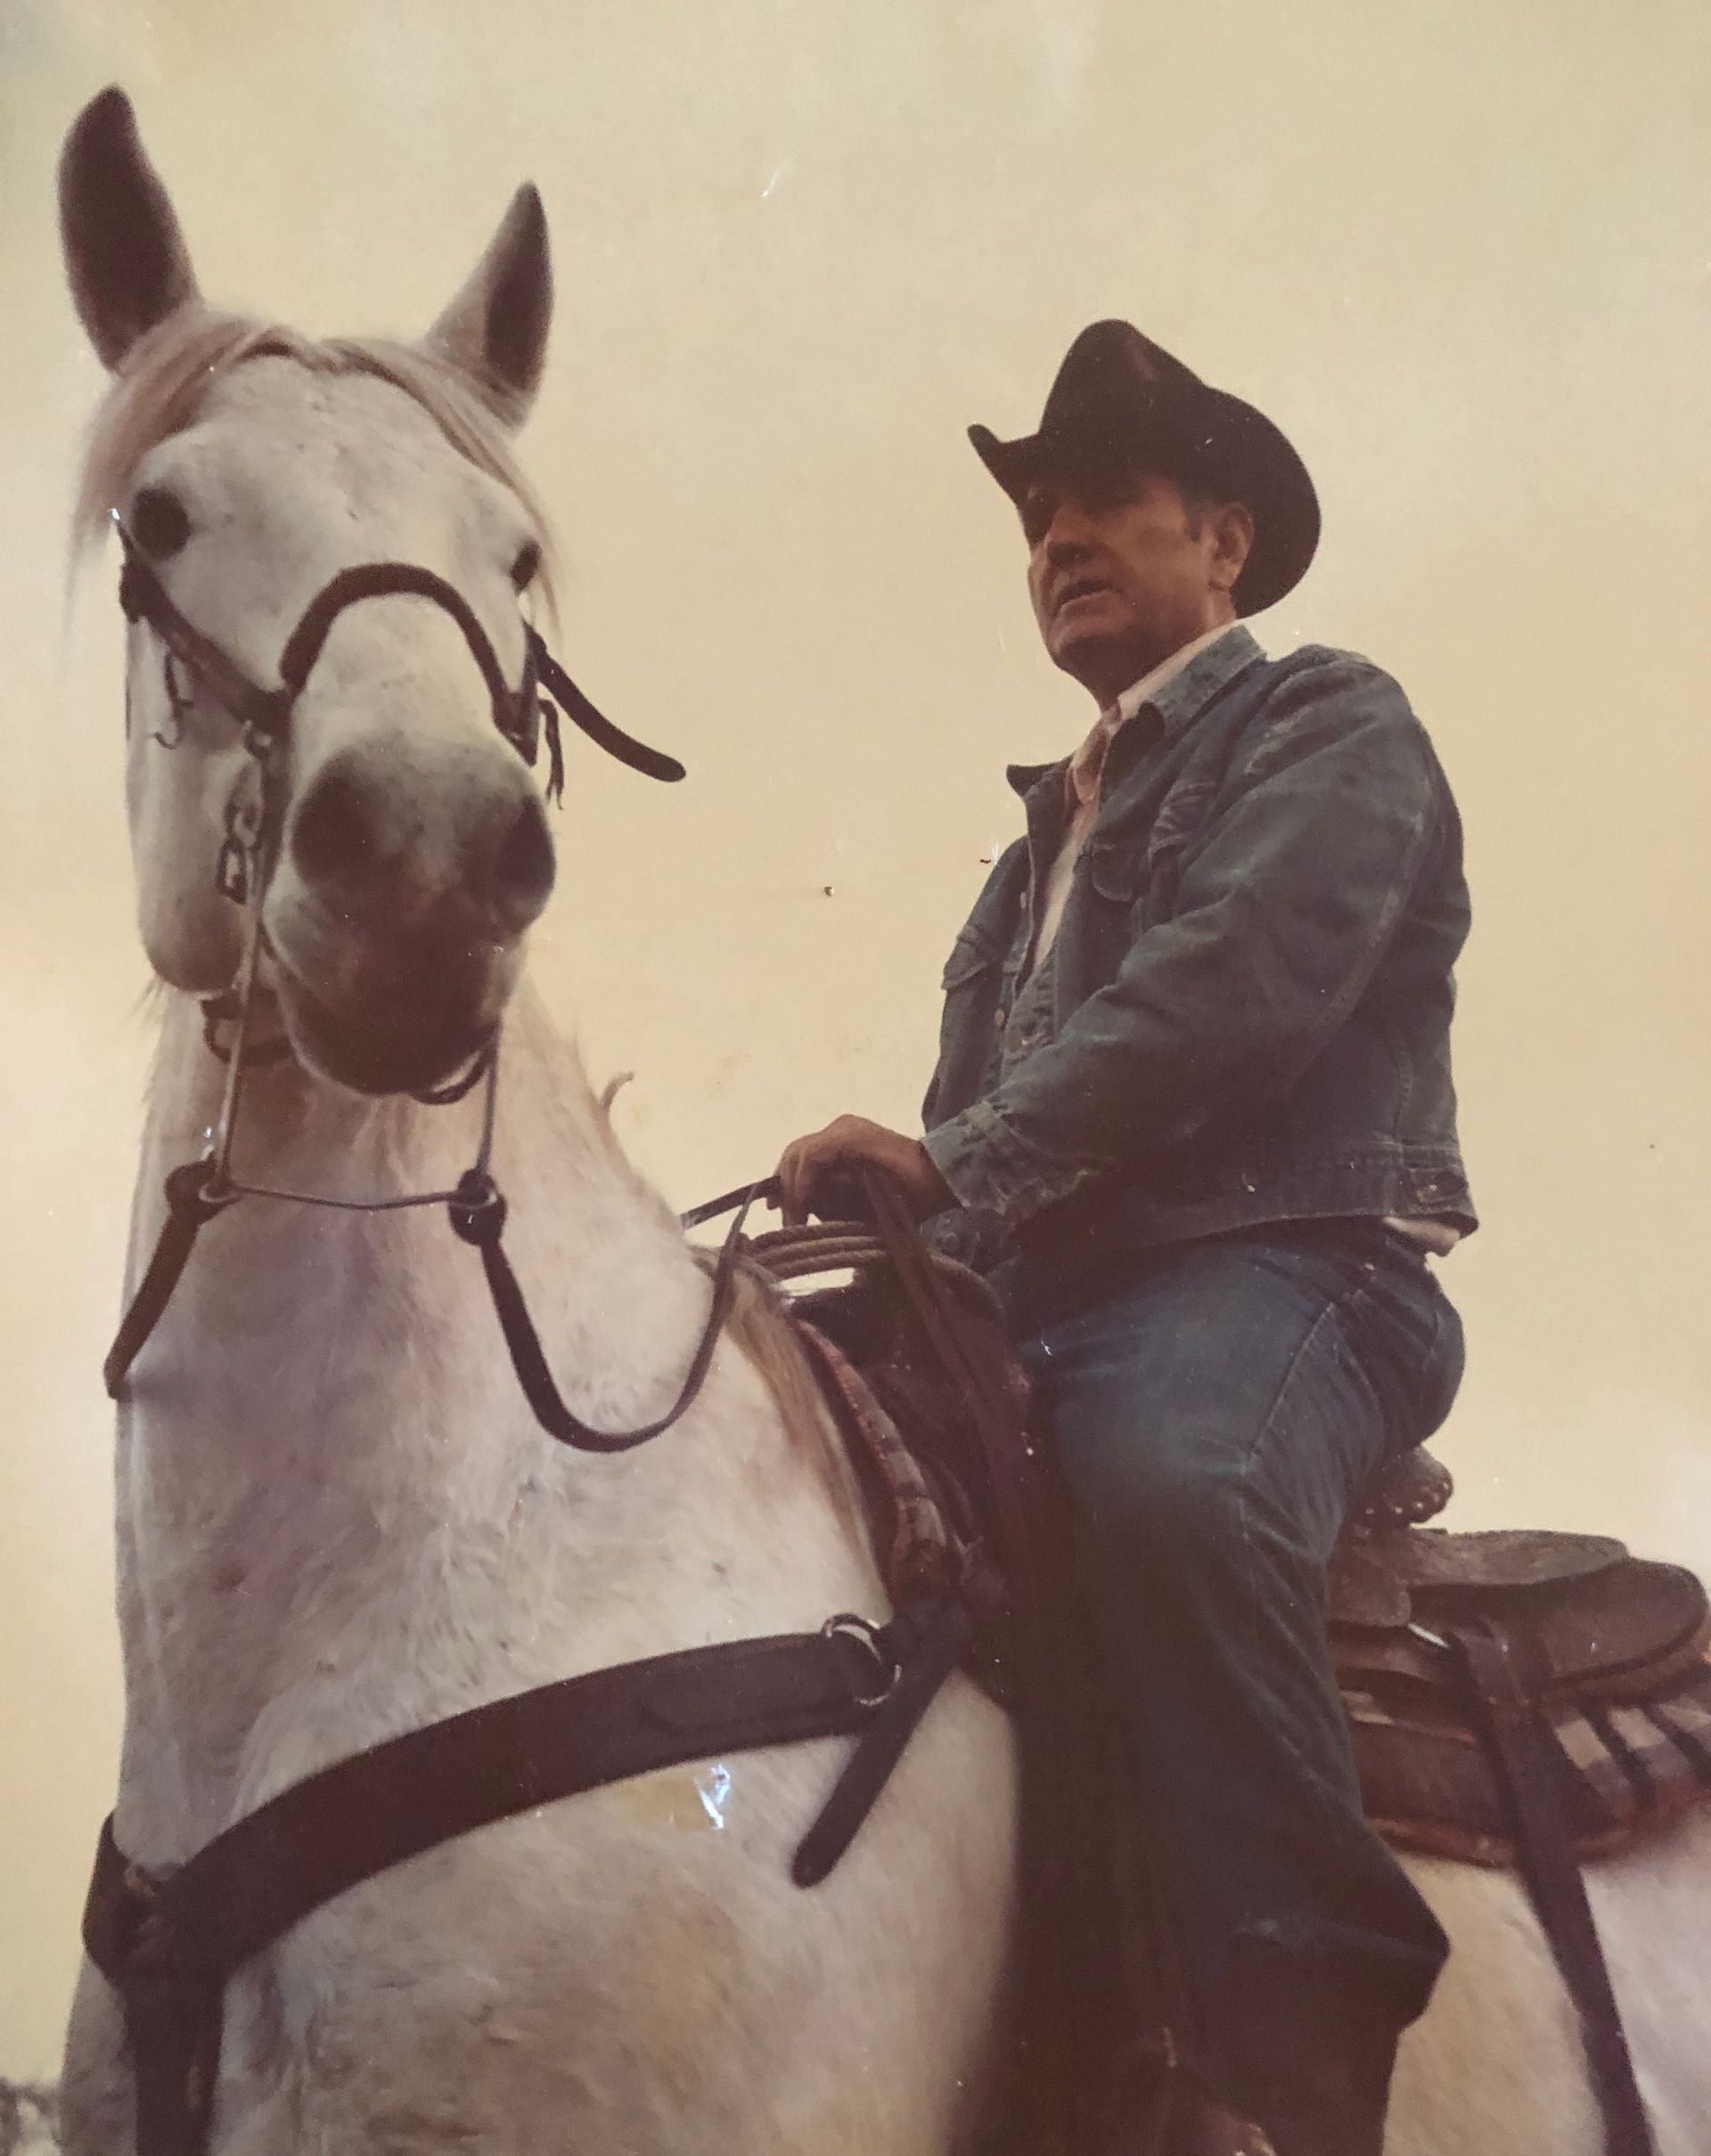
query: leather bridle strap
119 543 289 743
107 1155 761 1458
528 627 685 784
103 523 694 1434
116 515 685 789
276 560 535 755
447 1169 762 1454
85 1603 960 2156
682 1174 782 1229
102 1165 238 1399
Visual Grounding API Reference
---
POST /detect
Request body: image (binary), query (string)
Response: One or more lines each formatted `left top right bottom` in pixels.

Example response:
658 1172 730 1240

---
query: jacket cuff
922 1101 1101 1223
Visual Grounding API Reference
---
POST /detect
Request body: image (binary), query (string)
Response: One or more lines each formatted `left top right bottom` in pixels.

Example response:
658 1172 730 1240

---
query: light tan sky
2 0 1708 2077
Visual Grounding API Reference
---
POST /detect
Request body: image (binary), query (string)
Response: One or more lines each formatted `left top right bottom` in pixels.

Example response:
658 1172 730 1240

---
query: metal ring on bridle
820 1614 901 1709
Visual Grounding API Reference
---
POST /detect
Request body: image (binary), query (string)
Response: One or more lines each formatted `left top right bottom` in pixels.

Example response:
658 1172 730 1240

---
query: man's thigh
1023 1233 1406 1574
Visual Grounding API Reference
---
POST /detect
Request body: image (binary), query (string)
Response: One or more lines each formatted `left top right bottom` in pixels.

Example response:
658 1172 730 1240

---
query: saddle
1327 1453 1709 2156
765 1224 1711 1878
1330 1452 1711 1869
753 1214 1711 2156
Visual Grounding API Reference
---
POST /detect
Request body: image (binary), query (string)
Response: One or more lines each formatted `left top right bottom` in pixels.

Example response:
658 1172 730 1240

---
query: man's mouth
1052 575 1112 616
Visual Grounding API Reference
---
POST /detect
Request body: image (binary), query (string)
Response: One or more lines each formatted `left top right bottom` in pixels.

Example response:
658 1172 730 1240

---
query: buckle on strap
820 1612 901 1709
796 1598 972 1888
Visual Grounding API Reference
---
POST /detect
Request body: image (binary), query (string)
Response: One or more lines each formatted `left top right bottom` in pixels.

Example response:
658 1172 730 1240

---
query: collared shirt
1027 619 1245 978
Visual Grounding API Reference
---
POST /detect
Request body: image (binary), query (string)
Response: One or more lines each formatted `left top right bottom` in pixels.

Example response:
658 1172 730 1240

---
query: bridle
87 518 1011 2156
105 514 765 1454
113 511 685 889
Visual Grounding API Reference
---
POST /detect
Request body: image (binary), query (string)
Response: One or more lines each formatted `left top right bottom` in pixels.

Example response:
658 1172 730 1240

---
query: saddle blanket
1346 1658 1711 1865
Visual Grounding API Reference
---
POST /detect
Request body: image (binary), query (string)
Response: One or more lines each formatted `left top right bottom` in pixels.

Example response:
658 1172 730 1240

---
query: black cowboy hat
969 320 1320 616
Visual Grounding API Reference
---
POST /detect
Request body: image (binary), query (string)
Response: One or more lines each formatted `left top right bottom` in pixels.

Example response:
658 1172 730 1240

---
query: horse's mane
69 309 558 601
709 1257 874 1559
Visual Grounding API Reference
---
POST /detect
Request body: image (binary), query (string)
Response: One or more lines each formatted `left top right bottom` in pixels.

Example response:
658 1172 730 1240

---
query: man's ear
1208 499 1257 595
422 185 553 430
60 88 202 371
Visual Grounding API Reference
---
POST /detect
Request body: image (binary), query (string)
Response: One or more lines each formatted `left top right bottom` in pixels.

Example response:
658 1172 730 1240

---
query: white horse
53 86 1708 2156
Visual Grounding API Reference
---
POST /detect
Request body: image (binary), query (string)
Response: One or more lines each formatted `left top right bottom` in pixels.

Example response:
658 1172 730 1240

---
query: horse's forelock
70 309 270 561
70 315 559 614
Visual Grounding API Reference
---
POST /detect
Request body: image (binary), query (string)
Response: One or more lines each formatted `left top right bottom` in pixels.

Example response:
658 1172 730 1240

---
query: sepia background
2 0 1707 2078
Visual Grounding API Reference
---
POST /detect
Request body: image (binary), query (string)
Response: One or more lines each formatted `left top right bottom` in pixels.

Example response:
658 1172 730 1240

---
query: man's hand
774 1115 954 1228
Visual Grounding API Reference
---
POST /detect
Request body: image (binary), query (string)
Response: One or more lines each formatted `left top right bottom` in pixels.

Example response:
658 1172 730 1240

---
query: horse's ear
59 88 202 372
422 185 553 429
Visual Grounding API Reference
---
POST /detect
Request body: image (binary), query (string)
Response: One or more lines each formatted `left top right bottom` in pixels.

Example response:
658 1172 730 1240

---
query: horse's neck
115 987 741 1849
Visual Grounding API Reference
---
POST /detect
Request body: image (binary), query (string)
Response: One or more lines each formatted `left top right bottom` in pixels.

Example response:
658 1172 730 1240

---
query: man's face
1022 463 1248 702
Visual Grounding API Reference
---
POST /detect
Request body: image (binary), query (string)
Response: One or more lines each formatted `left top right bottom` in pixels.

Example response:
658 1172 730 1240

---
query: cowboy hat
970 320 1320 615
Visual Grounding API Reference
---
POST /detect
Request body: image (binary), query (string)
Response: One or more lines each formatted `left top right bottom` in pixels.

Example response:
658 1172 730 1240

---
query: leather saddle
1327 1450 1708 2156
750 1215 1709 2156
1330 1449 1711 1868
758 1225 1711 1867
765 1233 1711 1876
750 1223 1060 1705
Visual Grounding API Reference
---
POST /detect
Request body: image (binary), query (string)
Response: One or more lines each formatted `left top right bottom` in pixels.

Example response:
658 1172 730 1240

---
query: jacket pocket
1086 842 1148 906
1080 843 1153 979
941 927 1003 991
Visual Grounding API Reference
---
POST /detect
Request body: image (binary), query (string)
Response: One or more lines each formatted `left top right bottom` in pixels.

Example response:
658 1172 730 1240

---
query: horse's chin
274 962 506 1098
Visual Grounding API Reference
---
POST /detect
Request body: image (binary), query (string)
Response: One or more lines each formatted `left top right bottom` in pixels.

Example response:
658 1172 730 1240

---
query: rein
103 518 744 1455
105 1058 767 1453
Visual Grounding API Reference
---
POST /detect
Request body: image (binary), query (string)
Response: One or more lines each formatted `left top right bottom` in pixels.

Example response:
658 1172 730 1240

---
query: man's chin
1048 619 1146 694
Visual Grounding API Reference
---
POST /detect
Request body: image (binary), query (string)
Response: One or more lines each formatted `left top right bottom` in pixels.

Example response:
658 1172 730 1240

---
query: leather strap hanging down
526 627 684 785
103 1164 236 1398
792 1595 971 1885
1448 1623 1656 2156
446 1168 757 1453
107 1160 758 1458
86 1603 961 2156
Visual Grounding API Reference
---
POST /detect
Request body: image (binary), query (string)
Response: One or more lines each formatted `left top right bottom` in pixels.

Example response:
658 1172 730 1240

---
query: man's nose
1042 501 1096 555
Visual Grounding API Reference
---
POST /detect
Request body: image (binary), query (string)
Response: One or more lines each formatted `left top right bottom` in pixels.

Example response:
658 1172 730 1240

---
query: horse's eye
510 538 543 591
130 487 192 559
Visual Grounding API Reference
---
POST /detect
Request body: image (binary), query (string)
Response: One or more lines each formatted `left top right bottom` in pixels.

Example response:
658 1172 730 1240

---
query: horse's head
61 89 560 1095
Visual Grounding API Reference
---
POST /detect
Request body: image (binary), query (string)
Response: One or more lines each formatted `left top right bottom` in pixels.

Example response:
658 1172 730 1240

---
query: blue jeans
1009 1222 1465 2155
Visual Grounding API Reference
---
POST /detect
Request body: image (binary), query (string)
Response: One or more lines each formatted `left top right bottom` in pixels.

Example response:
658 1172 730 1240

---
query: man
774 321 1473 2156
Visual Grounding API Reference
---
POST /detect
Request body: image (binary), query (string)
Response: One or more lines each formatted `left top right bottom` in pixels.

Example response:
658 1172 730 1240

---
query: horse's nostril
491 795 556 923
291 765 377 890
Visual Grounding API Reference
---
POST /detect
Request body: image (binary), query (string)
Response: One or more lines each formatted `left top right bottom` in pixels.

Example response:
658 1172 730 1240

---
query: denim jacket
920 625 1476 1267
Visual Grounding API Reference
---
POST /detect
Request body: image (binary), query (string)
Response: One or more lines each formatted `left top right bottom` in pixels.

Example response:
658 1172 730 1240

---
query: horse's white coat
1393 1806 1711 2156
55 88 1708 2156
62 985 1018 2156
57 99 1016 2154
